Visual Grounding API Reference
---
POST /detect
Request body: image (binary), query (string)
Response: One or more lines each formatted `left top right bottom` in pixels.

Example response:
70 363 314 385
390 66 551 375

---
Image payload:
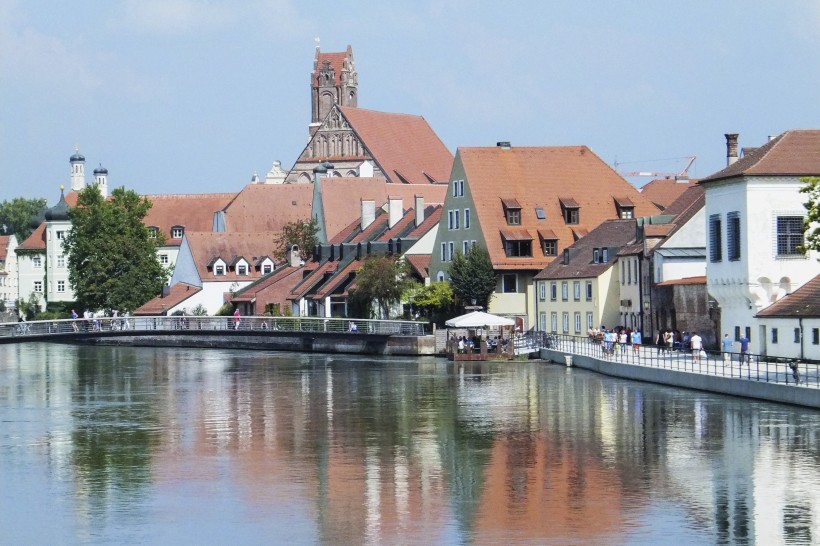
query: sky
1 0 819 204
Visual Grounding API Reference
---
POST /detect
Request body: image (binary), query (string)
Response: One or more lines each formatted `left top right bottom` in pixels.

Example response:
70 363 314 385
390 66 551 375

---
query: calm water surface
1 343 819 545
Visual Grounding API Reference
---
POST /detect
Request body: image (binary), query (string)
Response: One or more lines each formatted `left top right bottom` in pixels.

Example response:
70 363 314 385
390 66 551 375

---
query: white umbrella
445 311 515 328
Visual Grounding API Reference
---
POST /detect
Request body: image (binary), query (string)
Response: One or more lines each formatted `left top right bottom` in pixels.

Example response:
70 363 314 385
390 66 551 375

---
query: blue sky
1 0 819 203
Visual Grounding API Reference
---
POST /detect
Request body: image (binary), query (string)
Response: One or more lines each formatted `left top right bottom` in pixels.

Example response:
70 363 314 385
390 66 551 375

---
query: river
1 343 818 545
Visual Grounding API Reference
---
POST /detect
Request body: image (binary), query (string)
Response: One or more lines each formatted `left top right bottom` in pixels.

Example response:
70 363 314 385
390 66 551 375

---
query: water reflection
0 344 819 544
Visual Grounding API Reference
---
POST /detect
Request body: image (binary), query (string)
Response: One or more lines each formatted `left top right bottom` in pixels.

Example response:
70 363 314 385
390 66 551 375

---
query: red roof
184 232 278 283
133 282 201 315
143 193 236 247
640 178 697 210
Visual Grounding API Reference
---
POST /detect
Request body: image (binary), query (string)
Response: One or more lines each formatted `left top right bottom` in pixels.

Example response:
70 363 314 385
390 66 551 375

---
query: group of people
70 308 130 332
589 326 642 358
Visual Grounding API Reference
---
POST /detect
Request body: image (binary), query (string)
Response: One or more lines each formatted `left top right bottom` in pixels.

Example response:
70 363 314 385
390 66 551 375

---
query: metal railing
543 333 818 388
0 315 427 339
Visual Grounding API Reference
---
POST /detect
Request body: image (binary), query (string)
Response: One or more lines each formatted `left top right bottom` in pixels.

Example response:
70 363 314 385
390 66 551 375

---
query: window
602 248 609 262
727 211 741 261
215 265 225 276
619 208 634 219
160 254 169 265
772 328 778 344
452 179 464 197
542 239 557 256
505 239 532 257
777 216 804 256
454 210 459 229
539 312 547 332
502 274 517 293
57 280 65 293
464 209 470 229
587 312 593 330
561 281 568 301
57 255 65 268
148 227 158 239
34 281 42 293
506 208 521 225
441 243 446 261
237 265 247 276
813 328 819 345
535 207 545 220
564 208 579 224
448 242 454 261
794 328 801 343
56 231 65 240
734 326 740 341
586 281 592 301
551 312 558 333
263 264 272 274
593 249 600 263
33 256 42 268
573 281 580 301
437 271 445 282
709 214 722 262
463 241 469 254
171 226 184 239
620 260 625 284
550 282 557 301
745 327 751 342
562 312 569 333
539 282 546 301
574 312 581 333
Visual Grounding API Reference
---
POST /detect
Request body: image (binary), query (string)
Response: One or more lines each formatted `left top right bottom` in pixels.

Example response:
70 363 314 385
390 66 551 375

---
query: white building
701 131 820 355
0 234 19 308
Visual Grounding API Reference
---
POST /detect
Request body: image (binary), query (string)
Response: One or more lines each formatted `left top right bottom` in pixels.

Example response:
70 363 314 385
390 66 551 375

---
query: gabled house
428 143 661 329
285 105 453 185
533 219 637 335
755 274 820 360
701 131 820 354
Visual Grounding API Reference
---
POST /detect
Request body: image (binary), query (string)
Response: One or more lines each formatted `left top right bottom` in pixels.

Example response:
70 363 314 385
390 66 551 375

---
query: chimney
388 196 402 229
414 195 424 227
497 141 511 150
725 133 739 166
161 285 170 298
361 199 375 230
289 244 302 267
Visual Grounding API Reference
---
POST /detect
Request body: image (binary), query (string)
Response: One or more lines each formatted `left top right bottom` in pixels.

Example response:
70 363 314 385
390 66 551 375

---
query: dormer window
171 226 184 239
502 198 522 226
538 229 558 256
559 198 580 225
614 197 635 219
237 265 247 276
593 248 609 264
215 265 225 276
501 229 533 257
148 227 158 239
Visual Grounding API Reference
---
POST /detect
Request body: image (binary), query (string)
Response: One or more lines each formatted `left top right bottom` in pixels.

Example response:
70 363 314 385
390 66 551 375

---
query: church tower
70 147 86 192
310 45 357 137
93 165 108 197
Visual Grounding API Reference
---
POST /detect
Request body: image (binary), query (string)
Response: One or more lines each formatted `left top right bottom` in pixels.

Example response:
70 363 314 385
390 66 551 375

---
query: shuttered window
709 214 722 262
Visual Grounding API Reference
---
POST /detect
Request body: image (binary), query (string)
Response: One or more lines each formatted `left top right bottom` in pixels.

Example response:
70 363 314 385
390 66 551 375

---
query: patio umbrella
445 311 515 328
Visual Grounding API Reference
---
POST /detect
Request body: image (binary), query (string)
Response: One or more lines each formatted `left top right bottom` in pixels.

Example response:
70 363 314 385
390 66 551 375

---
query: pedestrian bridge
0 316 432 355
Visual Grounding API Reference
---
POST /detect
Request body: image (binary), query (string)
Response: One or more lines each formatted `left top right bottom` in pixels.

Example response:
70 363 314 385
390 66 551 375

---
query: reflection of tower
310 45 357 137
70 147 86 192
93 164 109 197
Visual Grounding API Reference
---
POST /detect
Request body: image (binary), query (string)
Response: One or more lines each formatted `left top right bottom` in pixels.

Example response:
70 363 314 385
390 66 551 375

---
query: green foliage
0 197 47 242
274 217 319 262
189 304 208 316
216 303 234 316
799 177 820 253
447 245 496 310
350 255 413 319
63 185 169 312
406 281 456 325
15 293 42 320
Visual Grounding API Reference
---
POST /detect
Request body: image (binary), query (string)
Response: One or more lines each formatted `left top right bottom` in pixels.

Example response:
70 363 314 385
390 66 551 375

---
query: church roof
313 48 350 83
339 106 454 185
458 145 661 271
701 130 820 183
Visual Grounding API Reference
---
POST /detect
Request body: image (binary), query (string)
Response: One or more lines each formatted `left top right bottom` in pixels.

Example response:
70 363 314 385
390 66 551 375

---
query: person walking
71 309 79 332
233 309 241 330
721 334 734 363
739 334 750 364
631 330 642 355
690 332 703 363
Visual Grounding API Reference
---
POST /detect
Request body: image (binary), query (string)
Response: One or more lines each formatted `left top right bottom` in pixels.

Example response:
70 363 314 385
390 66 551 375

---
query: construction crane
615 155 696 179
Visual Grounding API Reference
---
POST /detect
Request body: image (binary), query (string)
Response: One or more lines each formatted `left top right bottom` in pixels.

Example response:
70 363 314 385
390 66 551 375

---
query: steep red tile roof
643 224 675 237
184 232 278 283
313 48 350 82
639 178 696 210
701 130 820 183
405 206 442 239
405 254 430 279
339 106 454 184
222 184 313 232
144 193 236 246
460 146 660 271
319 177 447 241
311 259 360 299
288 261 337 299
0 235 9 259
756 274 820 317
230 266 306 311
132 282 201 315
17 223 46 251
656 276 707 287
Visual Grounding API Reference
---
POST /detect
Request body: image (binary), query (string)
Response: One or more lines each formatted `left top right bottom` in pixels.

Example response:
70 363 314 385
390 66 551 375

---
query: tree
349 255 413 319
63 185 169 311
274 217 320 262
799 177 820 252
0 197 47 242
406 281 455 325
448 245 496 310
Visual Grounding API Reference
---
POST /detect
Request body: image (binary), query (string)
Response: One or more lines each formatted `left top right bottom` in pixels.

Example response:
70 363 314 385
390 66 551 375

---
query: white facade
705 176 818 354
0 235 19 308
45 219 74 303
654 208 707 284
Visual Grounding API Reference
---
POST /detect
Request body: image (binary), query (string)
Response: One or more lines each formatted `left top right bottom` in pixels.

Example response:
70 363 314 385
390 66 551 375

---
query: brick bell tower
310 44 357 137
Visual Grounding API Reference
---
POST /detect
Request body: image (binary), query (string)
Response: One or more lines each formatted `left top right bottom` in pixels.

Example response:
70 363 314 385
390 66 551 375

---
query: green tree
406 281 455 325
448 245 496 310
800 176 820 252
63 185 169 311
274 217 319 262
350 255 413 319
0 197 47 242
